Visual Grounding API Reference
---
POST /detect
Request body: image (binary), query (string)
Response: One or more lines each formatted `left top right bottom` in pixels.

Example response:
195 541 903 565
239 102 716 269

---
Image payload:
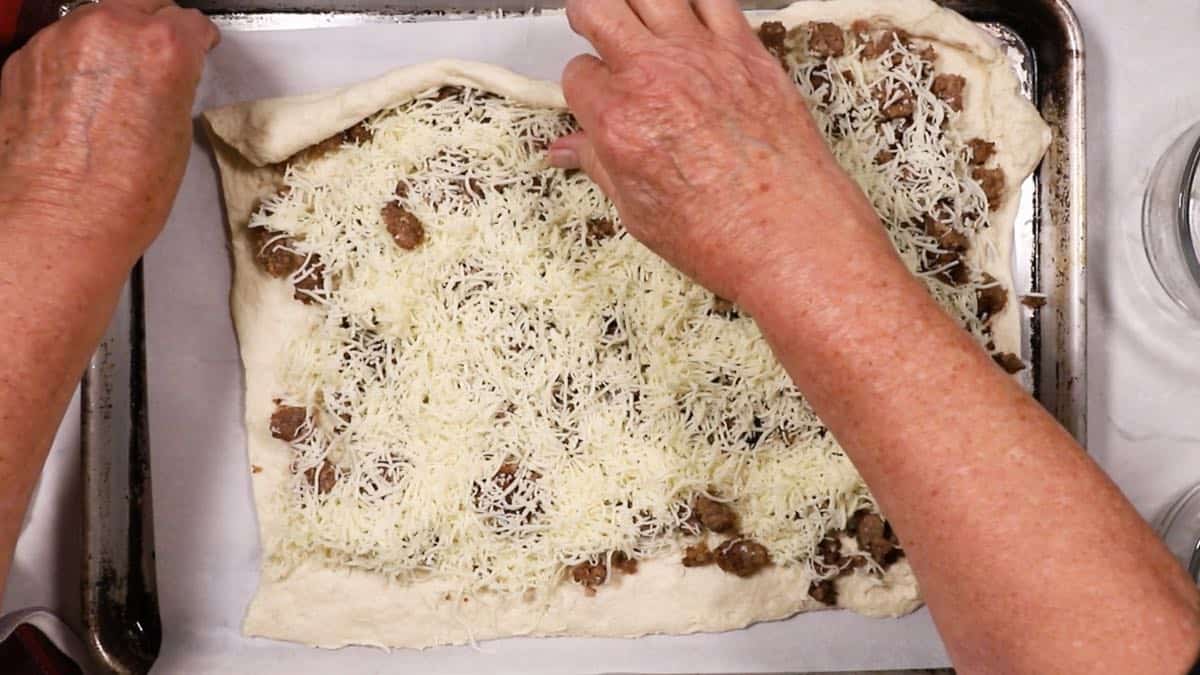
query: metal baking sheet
79 1 1085 672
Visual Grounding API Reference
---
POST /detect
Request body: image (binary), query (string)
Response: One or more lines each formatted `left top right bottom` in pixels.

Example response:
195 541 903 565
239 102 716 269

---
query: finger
626 0 703 36
548 131 586 169
550 132 617 198
0 47 20 100
158 5 221 52
561 53 612 132
692 0 753 40
2 26 48 99
565 0 652 64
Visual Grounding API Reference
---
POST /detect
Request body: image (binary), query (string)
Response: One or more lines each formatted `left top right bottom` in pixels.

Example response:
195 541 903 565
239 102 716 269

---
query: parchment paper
147 15 950 673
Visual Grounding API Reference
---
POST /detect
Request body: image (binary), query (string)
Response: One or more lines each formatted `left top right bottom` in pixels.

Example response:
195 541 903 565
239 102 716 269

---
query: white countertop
4 0 1200 666
1073 0 1200 519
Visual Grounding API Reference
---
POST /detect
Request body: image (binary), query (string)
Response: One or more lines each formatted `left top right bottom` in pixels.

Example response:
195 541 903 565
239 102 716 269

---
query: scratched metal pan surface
78 1 1084 672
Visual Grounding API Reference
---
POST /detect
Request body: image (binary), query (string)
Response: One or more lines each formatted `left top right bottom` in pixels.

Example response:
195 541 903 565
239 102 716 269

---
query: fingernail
548 148 581 170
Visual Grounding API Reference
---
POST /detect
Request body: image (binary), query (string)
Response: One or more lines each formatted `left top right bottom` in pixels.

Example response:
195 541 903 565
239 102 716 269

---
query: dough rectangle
202 0 1048 651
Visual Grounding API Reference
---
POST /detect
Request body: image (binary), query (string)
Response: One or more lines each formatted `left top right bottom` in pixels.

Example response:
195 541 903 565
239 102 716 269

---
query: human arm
549 0 1200 673
0 0 217 593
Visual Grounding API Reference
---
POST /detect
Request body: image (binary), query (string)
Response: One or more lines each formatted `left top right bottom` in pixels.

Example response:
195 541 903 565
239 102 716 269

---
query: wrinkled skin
0 0 218 262
0 0 216 597
550 0 884 303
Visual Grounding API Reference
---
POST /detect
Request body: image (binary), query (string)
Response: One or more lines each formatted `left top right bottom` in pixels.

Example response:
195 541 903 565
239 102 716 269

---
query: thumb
549 131 617 198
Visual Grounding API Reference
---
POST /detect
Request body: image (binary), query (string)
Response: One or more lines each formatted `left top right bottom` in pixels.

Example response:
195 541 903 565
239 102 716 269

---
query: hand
550 0 884 304
0 0 217 264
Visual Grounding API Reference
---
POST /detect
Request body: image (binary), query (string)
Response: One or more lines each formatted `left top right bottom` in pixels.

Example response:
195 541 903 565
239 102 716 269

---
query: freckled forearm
739 208 1200 674
0 203 134 591
0 0 215 598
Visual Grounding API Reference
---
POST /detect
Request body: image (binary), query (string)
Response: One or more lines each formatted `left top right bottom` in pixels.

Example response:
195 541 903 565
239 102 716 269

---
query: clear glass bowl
1155 483 1200 583
1144 123 1200 319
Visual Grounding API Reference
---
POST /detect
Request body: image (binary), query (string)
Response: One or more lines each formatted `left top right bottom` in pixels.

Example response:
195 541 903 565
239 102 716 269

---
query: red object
1 0 57 64
0 623 83 675
0 0 22 47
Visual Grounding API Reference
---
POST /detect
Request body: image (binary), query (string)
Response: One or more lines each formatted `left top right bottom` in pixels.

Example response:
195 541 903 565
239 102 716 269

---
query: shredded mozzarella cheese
251 30 1001 596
